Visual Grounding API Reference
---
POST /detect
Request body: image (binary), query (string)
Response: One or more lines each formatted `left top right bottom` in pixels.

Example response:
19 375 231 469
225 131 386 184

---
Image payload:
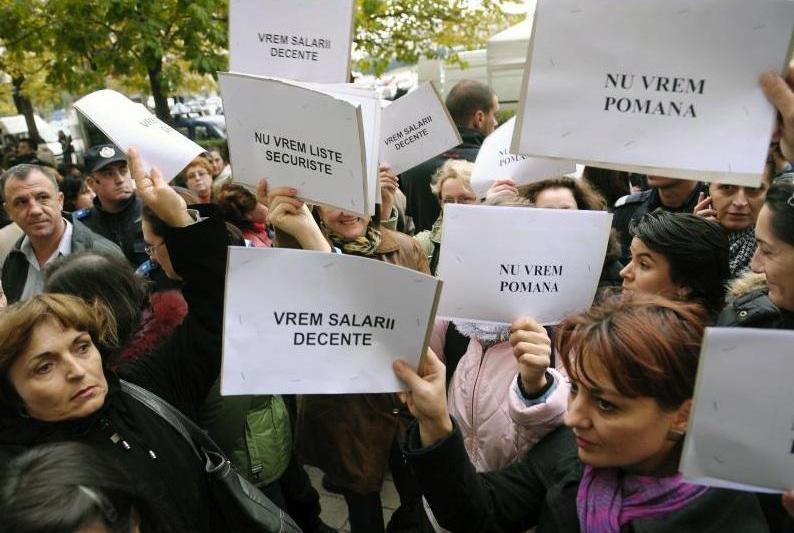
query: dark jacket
612 183 708 265
0 213 230 533
1 213 124 304
405 423 769 533
716 273 794 329
78 194 148 267
400 126 485 233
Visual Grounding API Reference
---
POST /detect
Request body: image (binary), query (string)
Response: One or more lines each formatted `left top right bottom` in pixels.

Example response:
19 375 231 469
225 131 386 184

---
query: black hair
630 211 730 313
764 178 794 246
59 173 90 212
0 442 173 533
44 251 149 353
445 80 495 127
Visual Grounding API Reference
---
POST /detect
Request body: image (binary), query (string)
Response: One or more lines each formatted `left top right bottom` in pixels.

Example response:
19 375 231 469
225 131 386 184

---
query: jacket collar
375 228 400 254
456 126 487 148
92 193 138 215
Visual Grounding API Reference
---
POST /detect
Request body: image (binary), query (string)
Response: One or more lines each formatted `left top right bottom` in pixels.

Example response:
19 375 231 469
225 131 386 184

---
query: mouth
574 434 597 449
71 385 97 401
338 217 361 226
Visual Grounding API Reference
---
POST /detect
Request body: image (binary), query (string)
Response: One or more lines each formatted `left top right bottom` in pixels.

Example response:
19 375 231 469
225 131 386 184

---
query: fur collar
116 291 188 364
726 272 767 302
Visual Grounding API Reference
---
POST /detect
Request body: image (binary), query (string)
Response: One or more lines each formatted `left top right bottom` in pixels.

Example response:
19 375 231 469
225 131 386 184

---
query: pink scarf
576 465 708 532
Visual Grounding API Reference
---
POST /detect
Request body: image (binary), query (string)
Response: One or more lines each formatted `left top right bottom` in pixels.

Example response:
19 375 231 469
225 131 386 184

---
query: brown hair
0 294 117 410
181 157 213 180
215 183 257 230
557 294 707 411
523 177 607 211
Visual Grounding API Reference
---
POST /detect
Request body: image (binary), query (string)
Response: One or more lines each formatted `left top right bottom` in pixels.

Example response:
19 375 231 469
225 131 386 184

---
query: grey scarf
728 227 757 278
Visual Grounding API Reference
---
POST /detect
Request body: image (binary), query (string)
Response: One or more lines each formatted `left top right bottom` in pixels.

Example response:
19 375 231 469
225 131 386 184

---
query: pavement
306 465 399 532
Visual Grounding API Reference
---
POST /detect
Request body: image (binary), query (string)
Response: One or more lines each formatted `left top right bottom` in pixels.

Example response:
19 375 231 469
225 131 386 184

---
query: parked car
173 116 226 148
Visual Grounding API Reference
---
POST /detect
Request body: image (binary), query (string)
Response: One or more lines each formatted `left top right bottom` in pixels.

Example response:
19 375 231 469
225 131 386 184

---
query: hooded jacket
716 273 794 329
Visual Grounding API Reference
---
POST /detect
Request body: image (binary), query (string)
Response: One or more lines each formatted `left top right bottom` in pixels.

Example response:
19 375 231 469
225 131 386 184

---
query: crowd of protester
0 63 792 533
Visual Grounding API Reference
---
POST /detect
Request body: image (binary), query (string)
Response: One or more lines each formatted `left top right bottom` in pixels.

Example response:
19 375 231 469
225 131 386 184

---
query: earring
666 429 685 442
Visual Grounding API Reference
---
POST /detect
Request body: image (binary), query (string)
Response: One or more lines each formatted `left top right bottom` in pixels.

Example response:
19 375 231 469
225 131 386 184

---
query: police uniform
612 182 708 265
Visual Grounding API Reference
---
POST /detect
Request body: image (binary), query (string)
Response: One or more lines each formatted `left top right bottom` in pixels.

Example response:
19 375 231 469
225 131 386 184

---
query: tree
45 0 228 122
354 0 521 75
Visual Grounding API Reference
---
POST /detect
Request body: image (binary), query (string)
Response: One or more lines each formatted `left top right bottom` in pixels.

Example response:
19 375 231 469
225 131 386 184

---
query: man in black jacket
78 144 148 267
400 80 499 233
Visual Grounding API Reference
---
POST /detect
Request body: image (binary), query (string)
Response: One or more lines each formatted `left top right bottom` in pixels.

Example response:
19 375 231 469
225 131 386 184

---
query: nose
733 188 749 207
750 247 764 274
619 262 632 280
563 391 591 429
63 354 88 382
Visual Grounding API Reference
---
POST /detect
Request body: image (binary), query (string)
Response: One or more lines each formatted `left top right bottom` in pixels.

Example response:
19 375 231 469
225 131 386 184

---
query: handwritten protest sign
682 328 794 493
471 117 575 198
436 204 611 324
219 72 369 215
221 247 442 394
511 0 794 186
380 83 462 175
229 0 355 83
74 90 204 181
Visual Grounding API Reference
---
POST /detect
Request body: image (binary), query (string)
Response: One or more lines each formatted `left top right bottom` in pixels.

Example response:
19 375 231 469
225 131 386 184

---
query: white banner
380 83 462 175
471 117 575 198
222 247 442 394
437 204 612 324
682 327 794 494
219 72 369 215
511 0 794 186
229 0 355 83
74 90 204 181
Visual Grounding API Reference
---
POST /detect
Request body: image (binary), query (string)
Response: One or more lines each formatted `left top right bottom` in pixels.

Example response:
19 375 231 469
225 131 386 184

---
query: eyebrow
28 332 88 363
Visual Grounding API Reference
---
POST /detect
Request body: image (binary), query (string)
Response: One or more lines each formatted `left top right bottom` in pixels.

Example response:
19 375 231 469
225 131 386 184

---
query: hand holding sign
393 348 454 447
509 317 552 395
485 179 520 205
762 67 794 161
379 163 399 221
128 147 191 228
268 186 331 252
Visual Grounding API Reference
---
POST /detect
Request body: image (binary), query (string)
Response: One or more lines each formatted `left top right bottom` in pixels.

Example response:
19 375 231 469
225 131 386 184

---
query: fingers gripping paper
511 0 794 187
219 72 369 215
436 204 612 325
221 247 442 395
74 90 204 180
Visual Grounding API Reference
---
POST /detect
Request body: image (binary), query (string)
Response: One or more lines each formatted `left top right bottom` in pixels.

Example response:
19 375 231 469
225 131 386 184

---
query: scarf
576 465 708 533
451 320 511 349
728 227 757 278
328 224 382 257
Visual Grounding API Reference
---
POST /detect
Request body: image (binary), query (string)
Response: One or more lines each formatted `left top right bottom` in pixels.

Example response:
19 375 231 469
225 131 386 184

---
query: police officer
612 175 708 265
78 144 148 267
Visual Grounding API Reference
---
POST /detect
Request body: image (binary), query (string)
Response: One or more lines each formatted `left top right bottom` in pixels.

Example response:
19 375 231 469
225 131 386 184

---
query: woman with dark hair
580 167 630 209
268 184 428 532
718 178 794 329
0 441 172 533
0 148 233 531
621 211 730 317
215 182 271 247
60 173 96 212
393 295 768 532
523 176 607 211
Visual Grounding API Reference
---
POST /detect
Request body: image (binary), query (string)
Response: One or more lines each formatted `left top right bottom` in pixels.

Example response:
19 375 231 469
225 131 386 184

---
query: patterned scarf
728 227 757 278
576 465 709 533
328 224 382 257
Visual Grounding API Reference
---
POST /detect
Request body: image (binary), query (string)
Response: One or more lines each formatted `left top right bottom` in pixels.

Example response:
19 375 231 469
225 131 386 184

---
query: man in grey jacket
1 164 123 304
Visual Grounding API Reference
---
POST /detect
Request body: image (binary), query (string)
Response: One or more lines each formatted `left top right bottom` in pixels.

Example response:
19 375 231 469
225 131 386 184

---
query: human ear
473 110 485 129
675 284 693 300
670 399 692 434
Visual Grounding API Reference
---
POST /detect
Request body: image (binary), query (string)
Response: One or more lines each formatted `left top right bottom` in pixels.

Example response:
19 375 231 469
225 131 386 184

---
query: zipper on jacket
470 345 488 459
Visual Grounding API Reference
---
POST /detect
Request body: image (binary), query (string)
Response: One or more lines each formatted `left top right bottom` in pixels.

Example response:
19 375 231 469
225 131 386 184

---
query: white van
0 114 64 164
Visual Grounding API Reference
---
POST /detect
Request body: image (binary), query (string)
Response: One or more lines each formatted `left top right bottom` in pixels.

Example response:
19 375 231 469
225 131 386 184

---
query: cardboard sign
471 117 576 198
229 0 355 83
682 327 794 493
380 83 462 175
219 72 369 215
221 247 442 395
511 0 794 186
436 204 612 324
74 90 204 180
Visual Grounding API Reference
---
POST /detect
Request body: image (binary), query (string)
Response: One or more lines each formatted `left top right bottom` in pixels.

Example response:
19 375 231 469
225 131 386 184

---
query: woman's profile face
319 207 370 241
752 204 794 311
564 356 689 474
620 238 688 300
709 181 768 232
534 187 578 210
8 319 108 422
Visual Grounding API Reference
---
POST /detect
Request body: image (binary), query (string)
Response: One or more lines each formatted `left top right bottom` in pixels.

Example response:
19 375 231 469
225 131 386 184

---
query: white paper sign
74 90 204 180
380 83 462 175
219 72 369 215
229 0 355 83
437 204 612 324
682 327 794 494
471 117 576 198
221 247 442 395
511 0 794 187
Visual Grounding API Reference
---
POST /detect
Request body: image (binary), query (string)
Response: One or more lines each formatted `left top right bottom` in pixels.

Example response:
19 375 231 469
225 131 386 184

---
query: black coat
399 127 485 233
78 194 148 267
716 288 794 329
0 213 230 533
404 423 769 533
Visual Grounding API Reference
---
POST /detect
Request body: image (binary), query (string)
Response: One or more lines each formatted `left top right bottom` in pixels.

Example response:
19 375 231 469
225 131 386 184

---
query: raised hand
485 178 519 205
379 163 399 221
393 348 453 447
762 67 794 161
128 147 191 227
267 187 331 252
509 317 552 395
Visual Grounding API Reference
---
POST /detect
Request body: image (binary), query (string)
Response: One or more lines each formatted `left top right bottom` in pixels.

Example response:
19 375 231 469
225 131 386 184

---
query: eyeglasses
144 241 165 256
